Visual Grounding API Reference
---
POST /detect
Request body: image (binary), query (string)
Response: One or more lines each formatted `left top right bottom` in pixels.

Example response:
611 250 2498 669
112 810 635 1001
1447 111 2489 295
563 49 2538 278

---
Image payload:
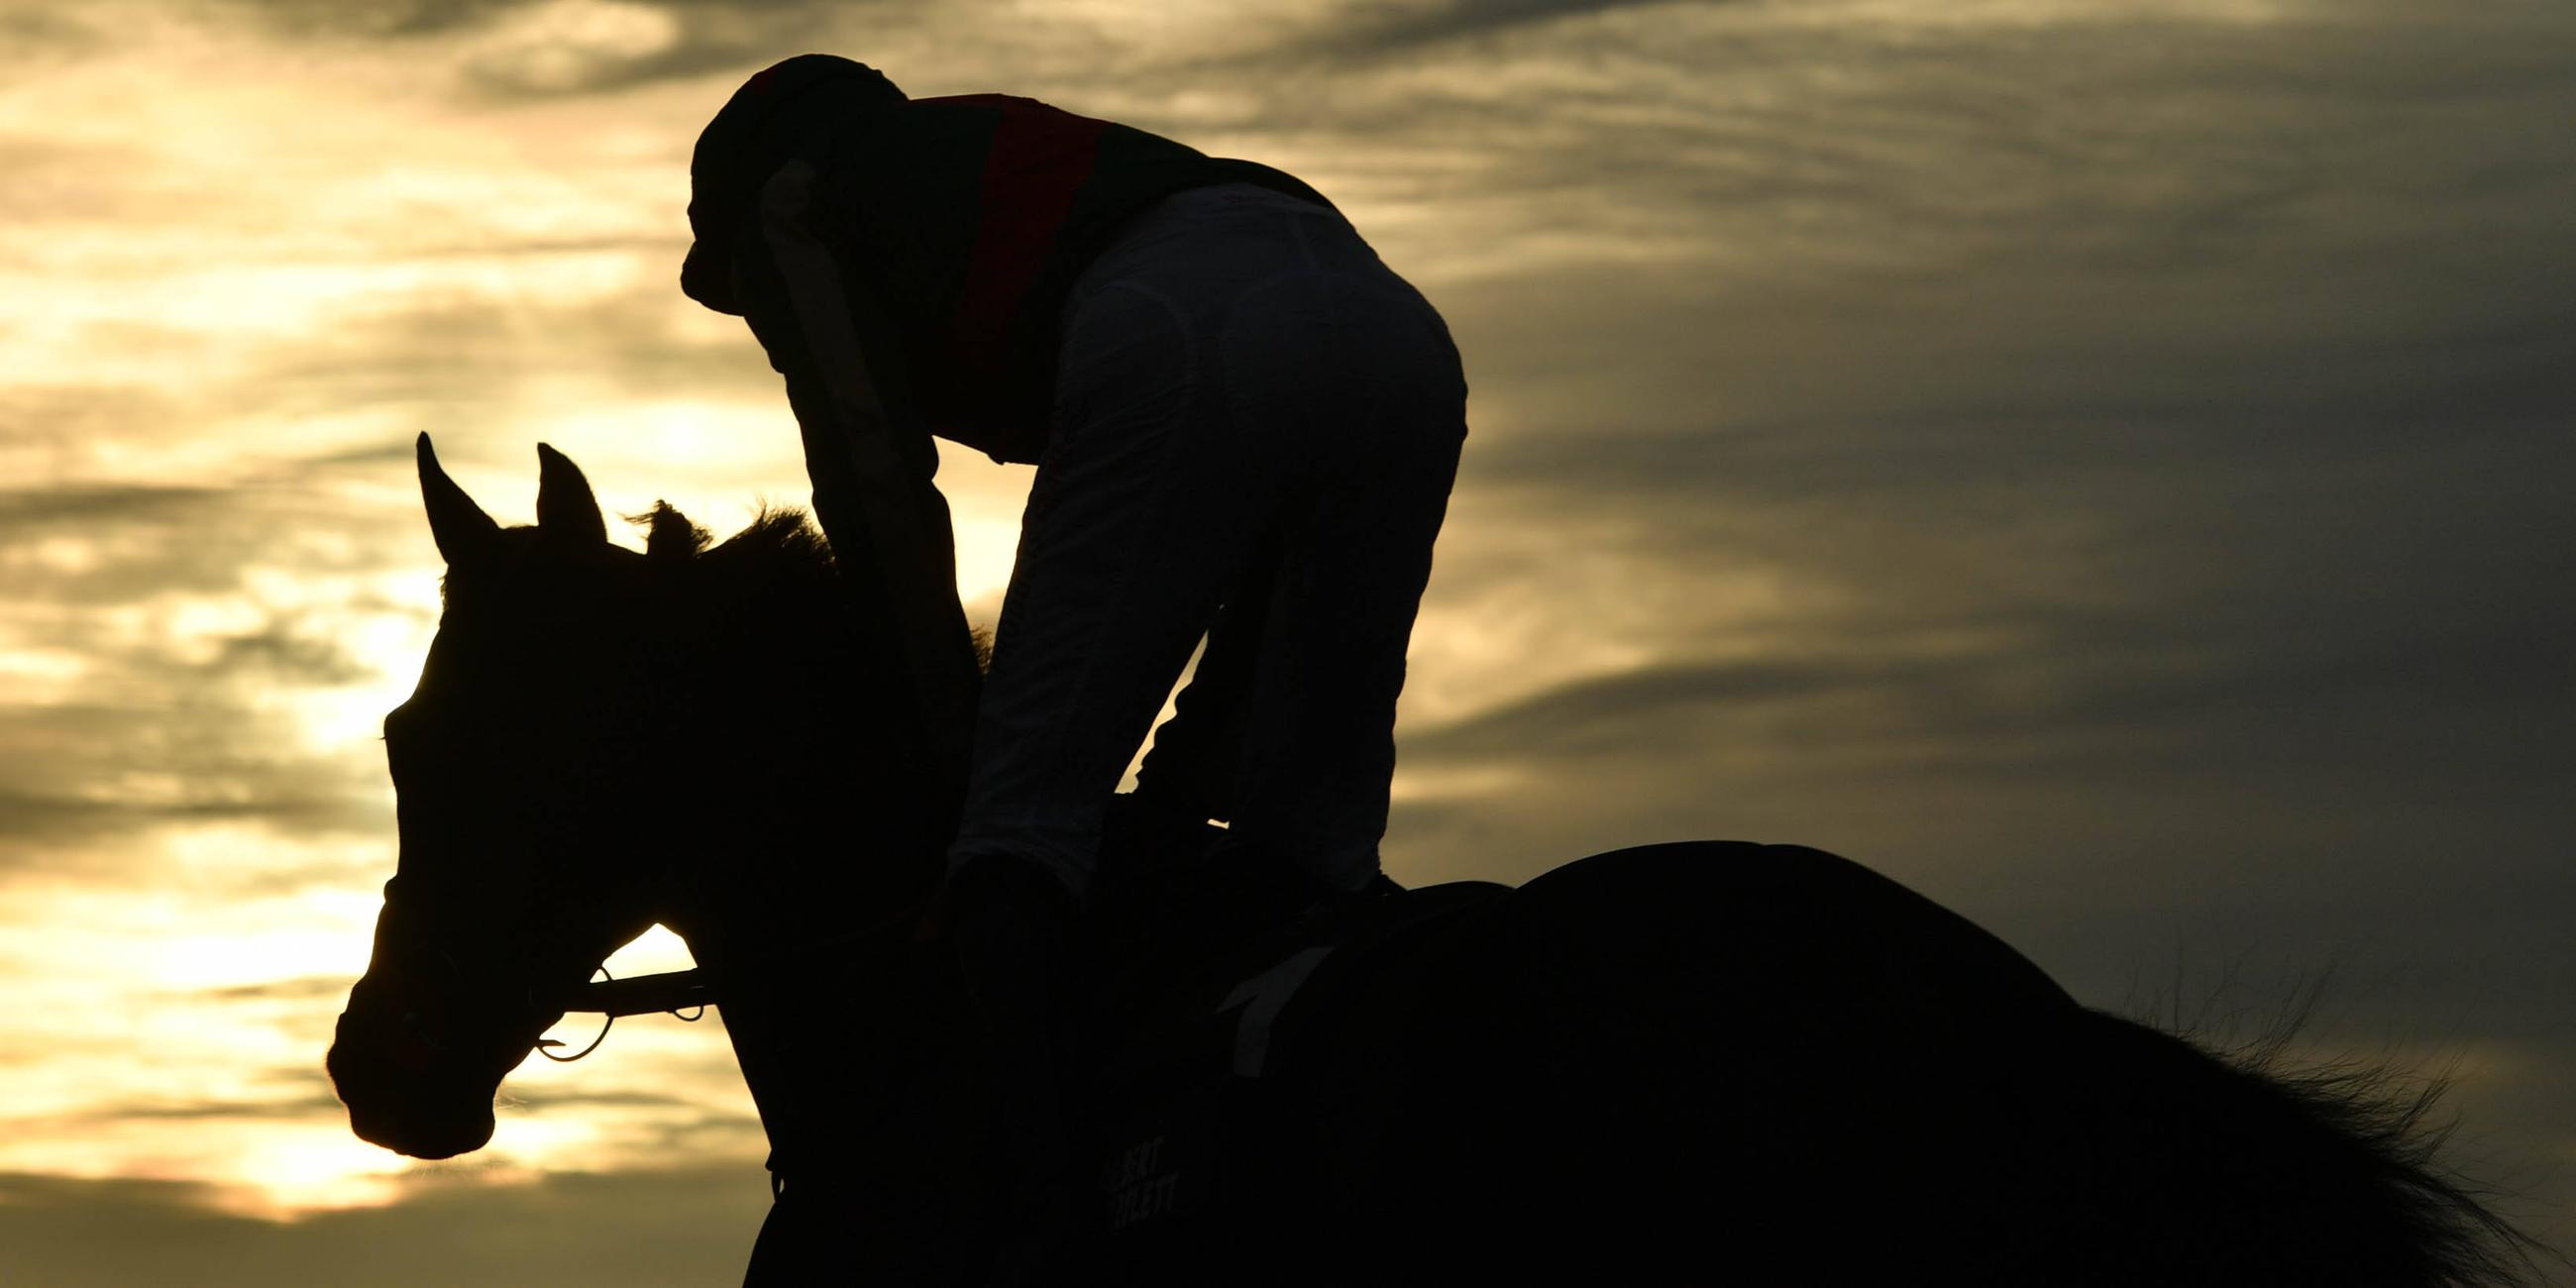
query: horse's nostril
341 1087 495 1160
399 1113 496 1161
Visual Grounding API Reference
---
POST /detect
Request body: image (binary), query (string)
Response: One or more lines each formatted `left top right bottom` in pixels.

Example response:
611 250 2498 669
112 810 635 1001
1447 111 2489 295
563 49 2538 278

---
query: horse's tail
1995 1008 2554 1287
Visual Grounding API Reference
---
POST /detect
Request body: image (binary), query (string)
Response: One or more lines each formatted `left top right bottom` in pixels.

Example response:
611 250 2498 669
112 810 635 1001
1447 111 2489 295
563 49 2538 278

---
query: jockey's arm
734 159 981 803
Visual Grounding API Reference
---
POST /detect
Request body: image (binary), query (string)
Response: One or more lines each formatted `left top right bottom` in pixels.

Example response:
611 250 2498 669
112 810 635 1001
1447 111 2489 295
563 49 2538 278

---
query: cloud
0 5 103 63
1399 399 2573 896
1292 0 1718 56
201 0 563 40
174 0 851 98
192 624 375 685
0 1165 773 1287
0 483 226 541
70 1093 352 1124
196 975 363 1002
0 784 381 852
0 536 414 867
454 1 755 98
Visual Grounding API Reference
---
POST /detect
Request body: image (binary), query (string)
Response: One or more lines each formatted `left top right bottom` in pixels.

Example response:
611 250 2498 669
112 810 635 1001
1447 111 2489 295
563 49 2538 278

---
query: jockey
684 51 1464 927
682 50 1465 1254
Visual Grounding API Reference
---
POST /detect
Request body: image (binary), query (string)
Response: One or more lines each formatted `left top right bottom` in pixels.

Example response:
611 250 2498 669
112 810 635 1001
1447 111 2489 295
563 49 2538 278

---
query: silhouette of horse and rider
327 55 2542 1286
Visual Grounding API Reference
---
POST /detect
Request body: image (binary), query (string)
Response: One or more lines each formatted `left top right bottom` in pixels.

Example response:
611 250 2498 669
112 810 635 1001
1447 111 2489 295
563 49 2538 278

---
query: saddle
1069 799 1509 1260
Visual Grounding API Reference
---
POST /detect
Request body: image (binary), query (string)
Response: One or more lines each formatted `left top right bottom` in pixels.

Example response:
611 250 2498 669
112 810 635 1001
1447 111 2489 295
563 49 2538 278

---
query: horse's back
1264 840 2086 1281
1487 839 2070 1018
1371 839 2072 1055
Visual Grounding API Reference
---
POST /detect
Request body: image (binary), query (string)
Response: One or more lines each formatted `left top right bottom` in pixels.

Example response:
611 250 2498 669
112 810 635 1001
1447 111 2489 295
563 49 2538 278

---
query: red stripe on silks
946 95 1108 367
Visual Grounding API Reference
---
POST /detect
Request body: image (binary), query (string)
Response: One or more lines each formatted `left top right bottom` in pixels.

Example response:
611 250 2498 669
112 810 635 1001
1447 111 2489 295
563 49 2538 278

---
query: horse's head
328 437 674 1158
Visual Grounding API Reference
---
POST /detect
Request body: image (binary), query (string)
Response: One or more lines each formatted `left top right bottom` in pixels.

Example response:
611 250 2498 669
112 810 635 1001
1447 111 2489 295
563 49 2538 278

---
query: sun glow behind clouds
0 856 394 1215
0 825 762 1219
462 0 685 94
1 0 2570 1269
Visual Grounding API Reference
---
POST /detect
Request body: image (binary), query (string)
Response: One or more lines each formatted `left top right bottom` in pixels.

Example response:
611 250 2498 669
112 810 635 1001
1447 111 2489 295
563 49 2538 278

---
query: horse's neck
656 666 942 929
679 883 978 1200
655 587 957 922
653 726 950 1160
640 606 967 1140
662 800 939 967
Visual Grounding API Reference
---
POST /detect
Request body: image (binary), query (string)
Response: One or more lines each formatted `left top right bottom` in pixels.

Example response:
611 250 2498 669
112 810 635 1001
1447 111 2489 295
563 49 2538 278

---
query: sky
1 0 2569 1280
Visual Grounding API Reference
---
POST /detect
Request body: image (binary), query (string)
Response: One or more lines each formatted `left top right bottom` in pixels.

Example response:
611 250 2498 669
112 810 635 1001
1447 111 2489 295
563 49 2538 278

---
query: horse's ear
417 433 498 565
535 443 608 546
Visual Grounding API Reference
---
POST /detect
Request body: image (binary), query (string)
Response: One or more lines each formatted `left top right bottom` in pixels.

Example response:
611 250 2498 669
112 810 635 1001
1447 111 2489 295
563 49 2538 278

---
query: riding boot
942 854 1084 1285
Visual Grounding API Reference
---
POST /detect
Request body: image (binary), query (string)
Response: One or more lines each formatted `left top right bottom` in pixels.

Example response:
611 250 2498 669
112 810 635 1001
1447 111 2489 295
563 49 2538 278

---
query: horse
327 437 2543 1285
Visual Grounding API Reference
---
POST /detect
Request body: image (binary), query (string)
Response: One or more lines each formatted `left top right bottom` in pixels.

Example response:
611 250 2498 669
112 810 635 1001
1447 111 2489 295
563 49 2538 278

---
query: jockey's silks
790 93 1335 464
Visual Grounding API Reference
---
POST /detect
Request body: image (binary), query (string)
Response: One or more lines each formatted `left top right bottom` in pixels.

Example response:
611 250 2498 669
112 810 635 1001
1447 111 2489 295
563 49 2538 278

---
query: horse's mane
642 500 990 669
641 501 831 579
633 501 856 663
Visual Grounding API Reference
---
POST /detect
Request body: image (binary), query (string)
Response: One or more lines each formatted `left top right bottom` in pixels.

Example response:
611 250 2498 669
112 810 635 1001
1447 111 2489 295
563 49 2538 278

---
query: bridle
355 524 940 1081
544 882 949 1066
554 882 940 1020
360 679 945 1072
544 963 715 1061
372 879 933 1070
360 856 711 1070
